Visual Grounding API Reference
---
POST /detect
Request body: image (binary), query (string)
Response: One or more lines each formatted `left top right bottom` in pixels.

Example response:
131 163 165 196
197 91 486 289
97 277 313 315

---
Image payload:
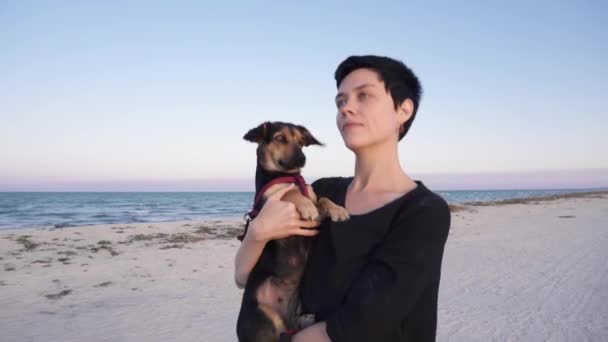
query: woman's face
335 68 410 152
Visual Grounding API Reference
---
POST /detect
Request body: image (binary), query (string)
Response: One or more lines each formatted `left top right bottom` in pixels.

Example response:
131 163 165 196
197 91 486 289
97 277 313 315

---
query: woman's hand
234 184 321 288
250 184 321 243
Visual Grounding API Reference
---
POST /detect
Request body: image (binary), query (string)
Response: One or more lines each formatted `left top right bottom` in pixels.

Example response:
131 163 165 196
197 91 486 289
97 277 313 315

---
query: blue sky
1 1 607 191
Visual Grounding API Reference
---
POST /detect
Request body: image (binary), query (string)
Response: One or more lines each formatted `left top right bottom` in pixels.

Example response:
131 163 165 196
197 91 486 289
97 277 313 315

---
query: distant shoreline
449 189 608 212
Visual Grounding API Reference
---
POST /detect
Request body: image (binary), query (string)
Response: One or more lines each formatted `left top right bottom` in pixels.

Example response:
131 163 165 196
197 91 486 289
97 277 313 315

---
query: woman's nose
339 98 355 117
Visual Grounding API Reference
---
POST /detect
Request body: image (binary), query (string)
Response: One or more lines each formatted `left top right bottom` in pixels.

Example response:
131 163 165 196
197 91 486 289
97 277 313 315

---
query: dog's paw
296 201 320 221
326 205 350 222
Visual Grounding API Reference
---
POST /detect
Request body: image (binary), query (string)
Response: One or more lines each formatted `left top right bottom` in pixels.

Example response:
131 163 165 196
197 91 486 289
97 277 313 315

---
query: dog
236 121 349 342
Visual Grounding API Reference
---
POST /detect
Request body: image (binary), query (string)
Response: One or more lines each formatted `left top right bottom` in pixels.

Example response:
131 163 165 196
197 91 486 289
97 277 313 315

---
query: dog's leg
257 304 286 337
281 188 320 221
305 185 317 203
304 185 349 222
252 277 295 341
318 197 350 222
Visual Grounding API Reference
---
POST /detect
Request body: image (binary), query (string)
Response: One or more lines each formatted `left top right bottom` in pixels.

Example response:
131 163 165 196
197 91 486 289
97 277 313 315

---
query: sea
0 188 602 230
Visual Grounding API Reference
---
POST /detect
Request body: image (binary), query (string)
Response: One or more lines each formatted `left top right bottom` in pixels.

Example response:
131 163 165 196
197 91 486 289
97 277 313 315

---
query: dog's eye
274 135 287 143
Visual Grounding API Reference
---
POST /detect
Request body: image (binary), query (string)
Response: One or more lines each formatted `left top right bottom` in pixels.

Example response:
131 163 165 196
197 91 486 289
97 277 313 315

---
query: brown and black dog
236 121 349 342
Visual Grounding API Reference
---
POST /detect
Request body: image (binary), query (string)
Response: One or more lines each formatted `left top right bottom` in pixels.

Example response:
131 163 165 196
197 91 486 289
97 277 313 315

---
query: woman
234 55 451 342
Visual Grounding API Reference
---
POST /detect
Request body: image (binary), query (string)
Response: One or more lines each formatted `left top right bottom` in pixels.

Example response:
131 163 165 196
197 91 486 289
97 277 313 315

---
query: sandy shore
1 192 607 341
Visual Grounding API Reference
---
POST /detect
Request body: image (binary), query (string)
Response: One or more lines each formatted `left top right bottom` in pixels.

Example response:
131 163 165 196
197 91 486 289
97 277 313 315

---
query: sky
1 1 607 191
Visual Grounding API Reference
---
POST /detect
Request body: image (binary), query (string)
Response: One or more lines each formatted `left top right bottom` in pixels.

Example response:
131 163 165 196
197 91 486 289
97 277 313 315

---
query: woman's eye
335 99 346 108
358 92 369 101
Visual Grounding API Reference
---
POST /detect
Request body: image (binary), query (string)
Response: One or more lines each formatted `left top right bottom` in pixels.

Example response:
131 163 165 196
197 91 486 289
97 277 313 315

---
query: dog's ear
243 122 270 143
297 125 324 146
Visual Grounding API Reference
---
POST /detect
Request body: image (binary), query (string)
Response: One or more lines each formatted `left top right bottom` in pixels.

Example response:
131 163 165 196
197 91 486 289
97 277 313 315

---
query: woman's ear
243 122 270 143
398 99 414 126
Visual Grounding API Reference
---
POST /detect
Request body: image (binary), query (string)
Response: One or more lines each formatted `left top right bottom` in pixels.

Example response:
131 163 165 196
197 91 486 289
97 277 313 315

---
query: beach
1 192 607 341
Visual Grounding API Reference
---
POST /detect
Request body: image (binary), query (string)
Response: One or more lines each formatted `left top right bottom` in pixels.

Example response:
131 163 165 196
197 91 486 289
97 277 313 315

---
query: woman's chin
342 137 368 151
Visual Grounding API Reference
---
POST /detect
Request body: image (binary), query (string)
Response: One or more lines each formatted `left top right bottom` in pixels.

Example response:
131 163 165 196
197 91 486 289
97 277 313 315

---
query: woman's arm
234 220 268 288
234 184 321 288
292 322 331 342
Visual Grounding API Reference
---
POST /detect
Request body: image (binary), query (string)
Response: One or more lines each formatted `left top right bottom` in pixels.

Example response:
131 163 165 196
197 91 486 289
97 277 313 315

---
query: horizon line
2 169 607 192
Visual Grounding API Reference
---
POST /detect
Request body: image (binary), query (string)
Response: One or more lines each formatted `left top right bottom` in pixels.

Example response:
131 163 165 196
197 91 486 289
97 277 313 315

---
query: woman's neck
351 139 415 193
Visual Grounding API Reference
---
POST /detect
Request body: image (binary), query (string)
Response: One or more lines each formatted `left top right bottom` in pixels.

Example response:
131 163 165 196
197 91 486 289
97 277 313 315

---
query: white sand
0 220 245 342
439 195 608 341
1 194 607 341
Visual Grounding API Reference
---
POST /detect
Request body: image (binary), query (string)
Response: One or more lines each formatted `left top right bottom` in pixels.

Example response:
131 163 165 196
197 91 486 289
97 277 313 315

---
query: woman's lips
342 123 363 130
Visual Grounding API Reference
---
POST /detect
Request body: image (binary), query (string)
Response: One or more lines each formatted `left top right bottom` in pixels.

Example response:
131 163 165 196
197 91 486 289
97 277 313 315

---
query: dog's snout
278 148 306 170
292 148 306 168
295 151 306 165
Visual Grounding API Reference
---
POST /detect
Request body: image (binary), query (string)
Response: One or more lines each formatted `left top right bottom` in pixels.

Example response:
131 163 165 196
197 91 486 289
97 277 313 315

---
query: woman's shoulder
414 183 450 215
388 181 450 216
391 182 451 241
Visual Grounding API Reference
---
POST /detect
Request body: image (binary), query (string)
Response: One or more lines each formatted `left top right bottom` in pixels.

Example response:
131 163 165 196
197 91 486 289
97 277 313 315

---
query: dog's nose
280 151 306 170
295 153 306 166
292 149 306 167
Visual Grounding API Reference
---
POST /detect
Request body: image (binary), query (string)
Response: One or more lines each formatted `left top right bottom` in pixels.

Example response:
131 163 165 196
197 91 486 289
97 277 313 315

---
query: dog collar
237 174 309 241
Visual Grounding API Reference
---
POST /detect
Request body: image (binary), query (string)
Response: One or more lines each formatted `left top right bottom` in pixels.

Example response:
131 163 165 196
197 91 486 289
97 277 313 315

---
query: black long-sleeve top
300 177 451 341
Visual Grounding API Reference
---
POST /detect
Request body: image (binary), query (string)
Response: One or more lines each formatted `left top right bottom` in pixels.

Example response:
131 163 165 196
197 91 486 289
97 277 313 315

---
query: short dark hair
334 55 422 140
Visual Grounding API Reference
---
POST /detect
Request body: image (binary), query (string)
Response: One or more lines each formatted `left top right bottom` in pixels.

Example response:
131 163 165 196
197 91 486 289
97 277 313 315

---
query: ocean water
0 188 600 230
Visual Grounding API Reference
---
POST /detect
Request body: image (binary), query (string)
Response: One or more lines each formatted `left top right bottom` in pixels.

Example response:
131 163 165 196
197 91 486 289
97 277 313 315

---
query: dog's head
244 121 324 173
